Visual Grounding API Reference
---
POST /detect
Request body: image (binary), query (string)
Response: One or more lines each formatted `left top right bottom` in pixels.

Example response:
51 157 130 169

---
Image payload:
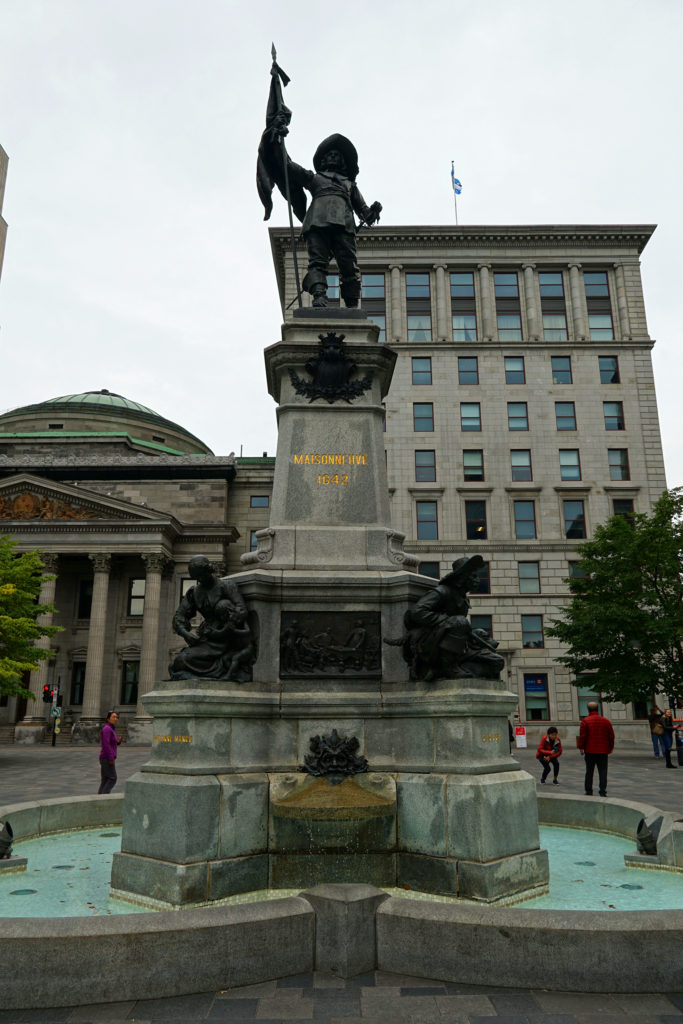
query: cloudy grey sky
1 0 682 483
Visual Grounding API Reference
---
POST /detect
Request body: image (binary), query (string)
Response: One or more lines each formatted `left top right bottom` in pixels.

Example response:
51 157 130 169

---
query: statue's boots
311 283 328 307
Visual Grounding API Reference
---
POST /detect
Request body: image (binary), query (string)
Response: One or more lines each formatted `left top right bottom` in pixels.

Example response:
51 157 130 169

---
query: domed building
0 389 274 743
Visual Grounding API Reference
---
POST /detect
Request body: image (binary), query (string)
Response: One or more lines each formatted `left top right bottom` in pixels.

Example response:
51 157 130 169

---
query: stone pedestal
113 311 548 909
111 675 548 908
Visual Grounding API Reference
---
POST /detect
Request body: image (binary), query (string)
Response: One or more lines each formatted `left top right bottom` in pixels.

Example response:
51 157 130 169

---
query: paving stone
206 998 258 1019
312 974 347 990
435 994 497 1015
255 994 314 1019
610 994 683 1015
68 1002 137 1021
217 983 277 998
131 993 215 1018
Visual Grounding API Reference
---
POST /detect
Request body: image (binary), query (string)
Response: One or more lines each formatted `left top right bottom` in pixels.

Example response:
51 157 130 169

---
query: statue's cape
257 63 307 222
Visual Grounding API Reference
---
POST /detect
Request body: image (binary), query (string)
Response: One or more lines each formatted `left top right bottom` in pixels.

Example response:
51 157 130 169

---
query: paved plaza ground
1 741 682 1023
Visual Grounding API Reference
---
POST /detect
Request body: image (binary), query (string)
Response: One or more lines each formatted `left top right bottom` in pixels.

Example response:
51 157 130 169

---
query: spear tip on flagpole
271 42 277 62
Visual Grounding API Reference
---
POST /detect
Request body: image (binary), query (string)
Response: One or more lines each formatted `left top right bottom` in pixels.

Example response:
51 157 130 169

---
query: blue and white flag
451 162 462 195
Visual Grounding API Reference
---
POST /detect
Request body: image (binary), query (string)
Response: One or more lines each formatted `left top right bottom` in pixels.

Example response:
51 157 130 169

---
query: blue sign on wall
524 674 547 694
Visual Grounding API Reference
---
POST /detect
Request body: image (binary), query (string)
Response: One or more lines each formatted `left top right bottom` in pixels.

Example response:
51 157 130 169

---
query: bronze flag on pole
256 47 307 223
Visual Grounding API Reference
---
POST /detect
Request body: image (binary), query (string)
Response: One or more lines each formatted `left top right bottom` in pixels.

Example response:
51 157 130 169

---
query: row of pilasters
16 551 170 742
384 261 635 344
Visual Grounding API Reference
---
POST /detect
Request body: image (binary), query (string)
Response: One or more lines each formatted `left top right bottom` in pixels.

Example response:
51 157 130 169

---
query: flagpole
271 44 302 308
451 160 459 226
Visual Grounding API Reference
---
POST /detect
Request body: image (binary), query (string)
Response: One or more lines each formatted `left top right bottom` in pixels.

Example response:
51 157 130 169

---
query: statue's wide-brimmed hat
313 134 359 179
440 555 485 588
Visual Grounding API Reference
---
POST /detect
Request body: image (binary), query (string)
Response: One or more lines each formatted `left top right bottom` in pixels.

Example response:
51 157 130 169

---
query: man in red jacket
578 701 615 797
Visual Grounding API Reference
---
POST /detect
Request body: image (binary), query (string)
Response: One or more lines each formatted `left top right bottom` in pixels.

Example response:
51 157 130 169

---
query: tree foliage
547 489 683 705
0 537 62 700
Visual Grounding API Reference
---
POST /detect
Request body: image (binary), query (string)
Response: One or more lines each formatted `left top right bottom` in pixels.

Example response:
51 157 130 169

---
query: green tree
547 489 683 706
0 537 61 700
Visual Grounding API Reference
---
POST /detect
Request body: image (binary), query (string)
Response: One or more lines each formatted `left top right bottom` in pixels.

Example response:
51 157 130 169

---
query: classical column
522 263 541 341
477 263 496 341
434 263 449 341
389 264 403 342
14 554 59 745
613 263 631 339
568 263 588 341
72 554 111 742
128 553 168 744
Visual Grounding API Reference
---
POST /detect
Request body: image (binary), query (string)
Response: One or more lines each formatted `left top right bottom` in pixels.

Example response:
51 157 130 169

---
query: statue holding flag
257 48 382 309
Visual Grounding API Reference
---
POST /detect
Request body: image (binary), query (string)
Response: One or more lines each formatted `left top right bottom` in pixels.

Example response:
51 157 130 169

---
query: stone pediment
0 474 169 523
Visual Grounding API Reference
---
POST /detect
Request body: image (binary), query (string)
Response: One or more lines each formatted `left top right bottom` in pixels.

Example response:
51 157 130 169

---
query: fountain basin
2 791 683 1007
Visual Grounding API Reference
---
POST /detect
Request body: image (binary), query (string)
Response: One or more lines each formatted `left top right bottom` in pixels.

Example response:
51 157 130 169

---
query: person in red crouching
536 727 562 785
578 701 615 797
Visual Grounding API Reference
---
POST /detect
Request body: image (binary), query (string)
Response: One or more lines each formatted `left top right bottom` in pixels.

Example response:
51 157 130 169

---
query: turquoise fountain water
2 825 682 918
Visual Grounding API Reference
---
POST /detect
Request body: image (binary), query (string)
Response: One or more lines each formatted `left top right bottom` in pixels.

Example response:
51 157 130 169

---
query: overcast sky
1 0 682 485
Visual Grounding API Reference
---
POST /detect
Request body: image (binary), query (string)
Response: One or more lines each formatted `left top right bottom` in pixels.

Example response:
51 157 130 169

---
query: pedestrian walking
660 709 680 770
648 705 667 758
578 701 614 797
97 711 122 794
536 727 562 784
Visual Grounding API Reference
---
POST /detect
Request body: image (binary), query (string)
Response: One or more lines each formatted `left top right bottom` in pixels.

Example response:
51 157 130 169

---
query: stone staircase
0 725 15 744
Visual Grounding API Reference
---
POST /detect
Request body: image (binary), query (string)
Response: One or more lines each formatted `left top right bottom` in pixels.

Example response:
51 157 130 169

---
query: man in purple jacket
98 711 122 794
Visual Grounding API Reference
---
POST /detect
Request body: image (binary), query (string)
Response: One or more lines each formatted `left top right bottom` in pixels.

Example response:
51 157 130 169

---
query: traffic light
42 685 53 703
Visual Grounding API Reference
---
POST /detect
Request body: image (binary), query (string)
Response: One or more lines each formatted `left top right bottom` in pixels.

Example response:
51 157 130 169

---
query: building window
413 402 434 431
121 660 140 705
406 272 430 298
77 579 93 619
568 561 587 580
452 314 477 342
524 673 549 721
504 356 525 384
128 579 145 617
519 562 540 594
463 449 484 481
180 578 195 599
497 314 522 341
460 402 481 431
368 314 386 341
361 273 385 299
411 356 432 385
577 680 602 717
415 450 436 482
250 495 270 508
555 401 577 430
465 500 487 540
71 663 86 706
563 499 586 539
543 314 568 341
608 449 630 480
450 272 475 298
559 449 581 481
507 402 528 431
551 356 572 384
613 498 635 521
326 274 340 301
522 614 544 648
603 401 625 430
407 314 432 342
584 271 609 297
416 501 438 540
418 561 440 579
472 562 491 594
514 500 536 539
539 272 564 297
458 356 479 385
249 530 259 552
48 423 64 430
494 272 519 297
599 355 620 383
588 314 614 341
471 614 493 637
510 450 532 481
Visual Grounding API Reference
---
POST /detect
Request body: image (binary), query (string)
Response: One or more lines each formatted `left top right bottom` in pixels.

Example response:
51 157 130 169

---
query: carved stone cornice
89 553 112 573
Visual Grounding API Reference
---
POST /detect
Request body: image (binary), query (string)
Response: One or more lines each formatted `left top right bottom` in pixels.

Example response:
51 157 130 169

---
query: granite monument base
111 676 549 908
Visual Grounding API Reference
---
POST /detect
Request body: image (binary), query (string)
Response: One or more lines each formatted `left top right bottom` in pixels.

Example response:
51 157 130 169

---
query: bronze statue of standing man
257 49 382 308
